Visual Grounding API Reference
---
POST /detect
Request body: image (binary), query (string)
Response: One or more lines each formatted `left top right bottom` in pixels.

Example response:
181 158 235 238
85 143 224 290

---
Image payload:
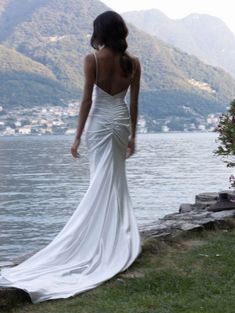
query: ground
2 217 235 313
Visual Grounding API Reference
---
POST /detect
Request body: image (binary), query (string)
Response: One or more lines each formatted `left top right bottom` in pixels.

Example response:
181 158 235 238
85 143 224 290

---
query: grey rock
194 201 217 208
179 223 202 231
142 191 235 240
179 203 194 213
195 192 219 203
211 209 235 219
220 190 235 199
208 200 235 212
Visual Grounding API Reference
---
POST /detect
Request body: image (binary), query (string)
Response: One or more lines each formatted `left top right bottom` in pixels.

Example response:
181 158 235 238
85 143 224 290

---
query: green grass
7 219 235 313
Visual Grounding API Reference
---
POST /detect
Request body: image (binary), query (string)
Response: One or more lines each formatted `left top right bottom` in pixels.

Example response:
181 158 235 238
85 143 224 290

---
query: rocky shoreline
1 190 235 311
140 190 235 239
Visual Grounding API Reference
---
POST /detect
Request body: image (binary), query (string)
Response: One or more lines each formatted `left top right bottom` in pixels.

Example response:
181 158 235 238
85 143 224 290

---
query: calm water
0 132 231 261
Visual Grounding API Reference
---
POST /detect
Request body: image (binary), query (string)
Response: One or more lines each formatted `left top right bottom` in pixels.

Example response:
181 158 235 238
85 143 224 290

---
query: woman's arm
71 54 95 158
127 57 141 157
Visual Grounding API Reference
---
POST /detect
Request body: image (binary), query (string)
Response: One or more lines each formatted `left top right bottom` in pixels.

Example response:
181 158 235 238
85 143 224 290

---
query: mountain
0 0 235 129
0 0 108 92
122 10 235 79
0 44 70 106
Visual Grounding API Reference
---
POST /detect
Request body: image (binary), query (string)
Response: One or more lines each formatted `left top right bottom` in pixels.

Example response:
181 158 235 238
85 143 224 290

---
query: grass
5 218 235 313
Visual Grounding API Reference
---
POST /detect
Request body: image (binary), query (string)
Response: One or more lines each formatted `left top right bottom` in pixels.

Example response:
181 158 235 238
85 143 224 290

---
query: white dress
0 54 142 303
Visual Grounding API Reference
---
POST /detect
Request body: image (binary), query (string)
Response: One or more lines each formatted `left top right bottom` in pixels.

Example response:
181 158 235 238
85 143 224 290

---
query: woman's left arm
71 54 95 158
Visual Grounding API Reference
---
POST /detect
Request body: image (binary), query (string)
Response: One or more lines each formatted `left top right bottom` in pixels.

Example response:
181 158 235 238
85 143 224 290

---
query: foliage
0 45 74 106
214 99 235 187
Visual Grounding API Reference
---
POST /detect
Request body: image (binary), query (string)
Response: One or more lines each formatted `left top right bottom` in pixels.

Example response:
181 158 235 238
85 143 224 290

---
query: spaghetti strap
93 52 98 84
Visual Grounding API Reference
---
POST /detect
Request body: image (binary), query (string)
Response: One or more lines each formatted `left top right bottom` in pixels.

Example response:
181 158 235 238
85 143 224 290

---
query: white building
162 125 170 132
198 124 206 131
3 127 15 135
15 121 22 127
19 126 31 135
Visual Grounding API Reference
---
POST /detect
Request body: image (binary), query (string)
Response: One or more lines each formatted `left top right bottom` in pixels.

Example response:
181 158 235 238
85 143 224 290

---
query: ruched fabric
0 84 142 303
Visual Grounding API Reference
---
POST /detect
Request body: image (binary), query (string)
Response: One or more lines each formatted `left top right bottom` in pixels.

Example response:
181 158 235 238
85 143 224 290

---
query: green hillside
0 44 71 106
0 0 235 122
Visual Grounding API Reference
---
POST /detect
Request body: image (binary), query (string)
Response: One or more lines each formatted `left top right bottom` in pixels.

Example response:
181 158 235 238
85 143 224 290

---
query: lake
0 132 231 261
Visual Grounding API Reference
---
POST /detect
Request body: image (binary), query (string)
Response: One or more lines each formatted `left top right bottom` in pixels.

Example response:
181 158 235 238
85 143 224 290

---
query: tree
214 99 235 187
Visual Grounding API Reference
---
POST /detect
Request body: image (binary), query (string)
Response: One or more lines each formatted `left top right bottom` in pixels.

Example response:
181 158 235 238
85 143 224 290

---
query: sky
101 0 235 35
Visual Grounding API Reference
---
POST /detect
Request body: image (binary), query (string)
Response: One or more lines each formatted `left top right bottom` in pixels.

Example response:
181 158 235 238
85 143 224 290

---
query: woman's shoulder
126 51 140 70
83 53 97 70
126 51 139 61
126 52 141 73
84 52 96 61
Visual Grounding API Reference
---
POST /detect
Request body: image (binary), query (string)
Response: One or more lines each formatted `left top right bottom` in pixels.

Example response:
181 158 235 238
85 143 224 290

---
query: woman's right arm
127 57 141 157
71 54 95 158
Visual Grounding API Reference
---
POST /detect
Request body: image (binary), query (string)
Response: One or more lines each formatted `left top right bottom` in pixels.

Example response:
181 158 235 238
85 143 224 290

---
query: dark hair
90 11 133 76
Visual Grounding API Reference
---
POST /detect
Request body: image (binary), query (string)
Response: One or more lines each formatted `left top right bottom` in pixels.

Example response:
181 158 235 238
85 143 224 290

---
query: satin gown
0 80 142 303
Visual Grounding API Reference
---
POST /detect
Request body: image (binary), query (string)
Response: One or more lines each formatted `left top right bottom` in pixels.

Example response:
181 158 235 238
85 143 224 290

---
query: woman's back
93 48 137 96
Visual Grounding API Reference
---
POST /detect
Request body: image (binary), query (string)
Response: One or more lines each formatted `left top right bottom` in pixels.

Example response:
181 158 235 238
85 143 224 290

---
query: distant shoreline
0 129 216 138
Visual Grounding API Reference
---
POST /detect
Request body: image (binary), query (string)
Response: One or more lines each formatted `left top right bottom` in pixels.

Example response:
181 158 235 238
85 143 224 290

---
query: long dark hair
90 11 133 76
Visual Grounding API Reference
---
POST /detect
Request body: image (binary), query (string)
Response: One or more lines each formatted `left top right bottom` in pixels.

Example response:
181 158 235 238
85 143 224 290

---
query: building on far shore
18 126 32 135
3 127 15 136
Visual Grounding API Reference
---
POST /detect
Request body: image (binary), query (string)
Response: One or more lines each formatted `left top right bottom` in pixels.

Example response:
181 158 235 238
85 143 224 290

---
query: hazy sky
101 0 235 35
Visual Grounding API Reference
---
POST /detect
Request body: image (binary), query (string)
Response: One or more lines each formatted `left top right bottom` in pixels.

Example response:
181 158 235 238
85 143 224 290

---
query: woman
0 11 142 303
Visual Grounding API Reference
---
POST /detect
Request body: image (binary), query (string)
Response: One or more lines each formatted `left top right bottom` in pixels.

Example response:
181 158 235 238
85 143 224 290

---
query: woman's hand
71 138 81 159
126 136 135 158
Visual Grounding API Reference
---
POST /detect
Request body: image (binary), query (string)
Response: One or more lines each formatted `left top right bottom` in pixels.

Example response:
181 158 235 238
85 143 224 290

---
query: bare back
76 48 140 142
93 48 138 96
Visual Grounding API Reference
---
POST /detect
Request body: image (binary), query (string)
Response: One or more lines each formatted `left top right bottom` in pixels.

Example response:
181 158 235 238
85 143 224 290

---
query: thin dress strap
93 52 98 84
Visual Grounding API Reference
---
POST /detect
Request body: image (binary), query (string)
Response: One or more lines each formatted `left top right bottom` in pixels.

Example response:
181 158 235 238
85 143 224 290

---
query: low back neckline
94 83 128 97
93 52 132 97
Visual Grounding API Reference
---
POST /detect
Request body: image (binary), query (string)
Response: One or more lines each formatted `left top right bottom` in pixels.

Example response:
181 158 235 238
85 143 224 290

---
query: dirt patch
178 238 208 249
119 270 145 279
